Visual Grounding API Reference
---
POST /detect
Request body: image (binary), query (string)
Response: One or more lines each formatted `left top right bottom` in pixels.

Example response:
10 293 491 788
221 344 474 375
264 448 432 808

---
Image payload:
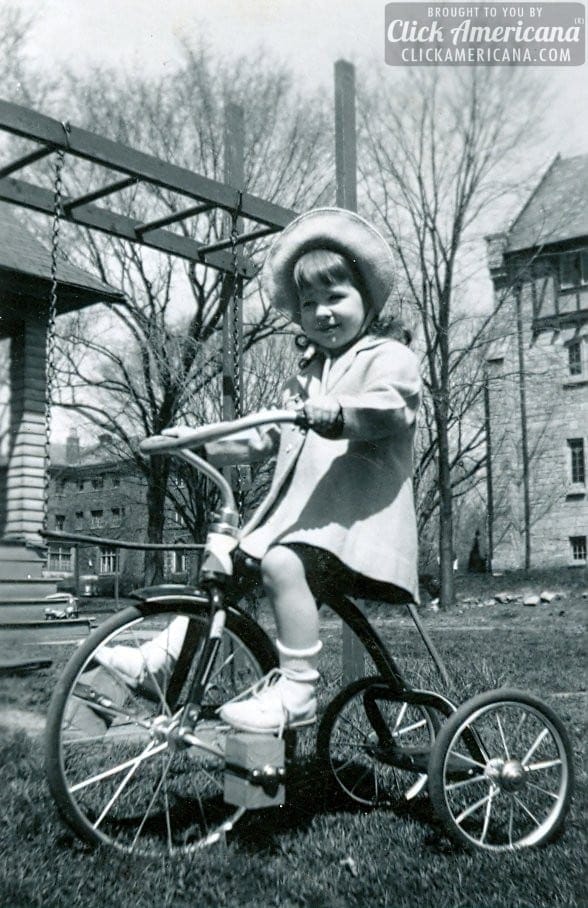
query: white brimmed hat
261 207 395 324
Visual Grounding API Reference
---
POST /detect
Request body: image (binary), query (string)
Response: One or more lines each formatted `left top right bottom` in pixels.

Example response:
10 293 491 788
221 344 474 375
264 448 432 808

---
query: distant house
46 431 201 591
485 154 588 571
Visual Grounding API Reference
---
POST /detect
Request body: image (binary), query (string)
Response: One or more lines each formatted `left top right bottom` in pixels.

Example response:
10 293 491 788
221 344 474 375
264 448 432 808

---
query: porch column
3 316 48 543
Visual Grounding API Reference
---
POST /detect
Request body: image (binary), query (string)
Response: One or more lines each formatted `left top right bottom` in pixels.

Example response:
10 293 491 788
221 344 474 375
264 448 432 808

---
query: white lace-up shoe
218 668 318 735
94 617 189 689
94 644 174 691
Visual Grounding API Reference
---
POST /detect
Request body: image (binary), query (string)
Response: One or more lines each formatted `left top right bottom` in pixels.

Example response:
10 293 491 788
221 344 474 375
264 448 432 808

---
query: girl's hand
303 397 344 438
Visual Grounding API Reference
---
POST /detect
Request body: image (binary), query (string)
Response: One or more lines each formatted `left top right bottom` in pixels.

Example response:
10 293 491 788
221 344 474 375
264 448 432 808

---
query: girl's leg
95 617 189 684
219 544 321 733
261 544 320 654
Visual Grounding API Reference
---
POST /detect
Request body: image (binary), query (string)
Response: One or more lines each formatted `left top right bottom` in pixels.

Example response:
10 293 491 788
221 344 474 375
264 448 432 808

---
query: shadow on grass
231 751 444 855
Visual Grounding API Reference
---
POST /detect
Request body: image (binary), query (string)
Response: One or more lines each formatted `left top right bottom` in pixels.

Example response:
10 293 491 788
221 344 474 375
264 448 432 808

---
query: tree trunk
437 417 455 609
144 456 168 585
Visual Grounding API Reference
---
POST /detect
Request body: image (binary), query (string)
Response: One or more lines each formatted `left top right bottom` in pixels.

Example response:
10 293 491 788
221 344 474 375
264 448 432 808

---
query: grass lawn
0 569 586 907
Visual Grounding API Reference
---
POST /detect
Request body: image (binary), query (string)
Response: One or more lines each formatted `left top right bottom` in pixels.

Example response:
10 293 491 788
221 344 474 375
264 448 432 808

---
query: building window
48 546 73 572
568 438 586 485
91 476 104 490
55 514 65 531
173 551 187 573
99 546 119 574
570 536 587 562
110 507 123 527
77 478 85 492
56 478 67 495
75 511 84 530
559 249 588 290
568 341 583 376
90 509 105 529
112 476 120 488
173 508 185 526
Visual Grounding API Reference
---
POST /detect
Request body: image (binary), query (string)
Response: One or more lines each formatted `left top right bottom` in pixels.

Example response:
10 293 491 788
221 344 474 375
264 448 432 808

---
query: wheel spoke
129 751 174 852
526 781 559 800
496 714 510 759
480 788 496 844
447 748 486 770
70 741 168 793
206 651 237 690
513 794 542 827
338 712 372 742
514 711 528 736
393 702 408 735
349 765 372 796
522 728 549 765
394 718 427 737
508 800 514 849
163 775 174 856
332 752 368 775
93 741 163 830
455 787 495 825
446 774 487 792
526 758 562 772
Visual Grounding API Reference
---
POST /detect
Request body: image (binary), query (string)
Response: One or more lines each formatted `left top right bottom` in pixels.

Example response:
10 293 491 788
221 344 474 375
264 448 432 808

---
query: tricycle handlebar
139 409 303 456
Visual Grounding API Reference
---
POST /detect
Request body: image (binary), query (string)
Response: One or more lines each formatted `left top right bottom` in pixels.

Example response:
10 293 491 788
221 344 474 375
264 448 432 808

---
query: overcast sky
10 0 588 159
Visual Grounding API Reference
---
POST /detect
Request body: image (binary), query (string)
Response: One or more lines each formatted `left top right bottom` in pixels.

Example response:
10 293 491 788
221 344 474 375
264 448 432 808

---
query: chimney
485 232 508 279
66 430 80 464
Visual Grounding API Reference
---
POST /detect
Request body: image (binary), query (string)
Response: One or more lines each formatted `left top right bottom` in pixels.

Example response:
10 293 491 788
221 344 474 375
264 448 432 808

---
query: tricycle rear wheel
317 676 438 807
428 688 574 852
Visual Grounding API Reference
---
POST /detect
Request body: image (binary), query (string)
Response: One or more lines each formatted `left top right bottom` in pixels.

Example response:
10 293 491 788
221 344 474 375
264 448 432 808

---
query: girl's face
298 278 368 351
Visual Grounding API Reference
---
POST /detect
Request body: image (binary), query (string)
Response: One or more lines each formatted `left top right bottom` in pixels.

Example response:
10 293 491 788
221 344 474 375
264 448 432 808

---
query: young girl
98 208 421 735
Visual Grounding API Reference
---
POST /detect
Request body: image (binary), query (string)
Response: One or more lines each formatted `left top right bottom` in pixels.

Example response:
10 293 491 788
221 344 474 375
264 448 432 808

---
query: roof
507 154 588 253
0 202 124 310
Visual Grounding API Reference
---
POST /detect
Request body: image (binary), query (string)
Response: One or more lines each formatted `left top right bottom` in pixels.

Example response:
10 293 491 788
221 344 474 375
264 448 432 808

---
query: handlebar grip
293 411 309 428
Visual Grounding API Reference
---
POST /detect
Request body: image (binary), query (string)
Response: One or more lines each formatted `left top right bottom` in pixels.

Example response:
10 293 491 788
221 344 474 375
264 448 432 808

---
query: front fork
166 583 227 735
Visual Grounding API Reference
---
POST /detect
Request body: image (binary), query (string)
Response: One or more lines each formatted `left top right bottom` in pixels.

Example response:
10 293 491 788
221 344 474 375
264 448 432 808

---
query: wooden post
483 373 494 572
114 547 120 605
335 60 365 683
515 286 531 569
74 543 80 595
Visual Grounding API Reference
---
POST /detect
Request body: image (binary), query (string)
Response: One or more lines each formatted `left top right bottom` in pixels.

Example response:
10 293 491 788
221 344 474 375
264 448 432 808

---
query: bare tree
359 67 547 605
45 48 330 581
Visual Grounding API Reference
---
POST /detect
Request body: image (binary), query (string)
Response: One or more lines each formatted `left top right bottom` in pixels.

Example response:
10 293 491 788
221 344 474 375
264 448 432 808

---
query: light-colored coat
207 335 421 602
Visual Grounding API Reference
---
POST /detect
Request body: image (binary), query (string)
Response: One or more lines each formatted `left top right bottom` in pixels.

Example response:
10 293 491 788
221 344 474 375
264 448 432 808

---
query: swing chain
43 147 66 533
230 191 244 515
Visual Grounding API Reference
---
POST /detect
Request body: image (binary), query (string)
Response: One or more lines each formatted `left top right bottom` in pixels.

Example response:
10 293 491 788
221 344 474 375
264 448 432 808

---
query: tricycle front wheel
428 688 574 852
45 598 277 856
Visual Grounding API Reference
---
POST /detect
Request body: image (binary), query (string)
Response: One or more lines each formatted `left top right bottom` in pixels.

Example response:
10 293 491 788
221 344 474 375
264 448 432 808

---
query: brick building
46 431 201 592
485 154 588 571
